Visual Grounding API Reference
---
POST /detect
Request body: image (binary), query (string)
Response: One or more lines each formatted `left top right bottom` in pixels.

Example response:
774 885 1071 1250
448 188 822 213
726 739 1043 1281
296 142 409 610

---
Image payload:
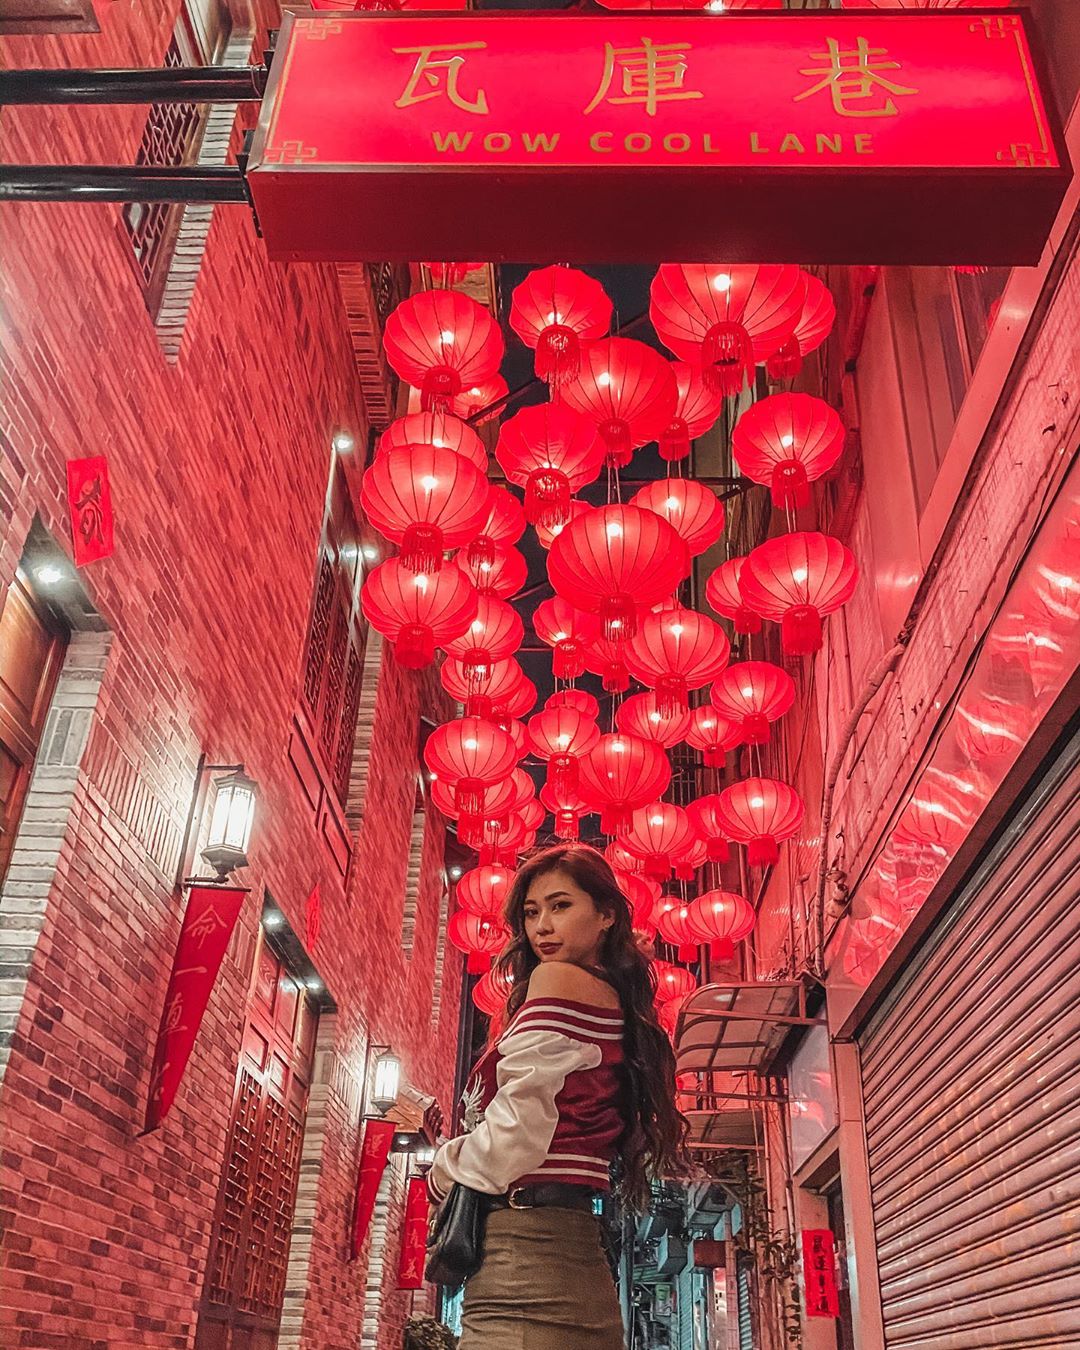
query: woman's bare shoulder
525 962 621 1010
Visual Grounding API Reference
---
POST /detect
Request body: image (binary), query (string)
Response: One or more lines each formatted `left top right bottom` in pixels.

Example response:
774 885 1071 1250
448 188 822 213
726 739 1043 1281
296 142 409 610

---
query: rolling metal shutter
737 1256 754 1350
858 733 1080 1349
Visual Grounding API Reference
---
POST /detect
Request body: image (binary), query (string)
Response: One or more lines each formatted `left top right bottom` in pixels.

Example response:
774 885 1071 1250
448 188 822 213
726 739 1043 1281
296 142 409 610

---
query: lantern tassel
655 676 689 719
420 365 461 413
553 640 585 681
782 604 823 656
644 856 670 882
704 749 723 768
463 652 493 701
771 460 811 510
535 325 580 389
602 663 630 694
599 418 633 468
465 694 495 719
600 805 630 836
674 859 696 882
554 811 580 841
549 757 579 797
678 942 698 962
742 713 771 746
466 535 496 570
600 594 637 643
766 336 803 382
458 813 486 848
394 624 435 670
706 838 730 863
709 938 735 961
735 606 763 636
467 951 492 974
400 524 444 574
702 321 754 397
659 417 690 463
525 469 572 530
454 777 485 819
747 836 780 867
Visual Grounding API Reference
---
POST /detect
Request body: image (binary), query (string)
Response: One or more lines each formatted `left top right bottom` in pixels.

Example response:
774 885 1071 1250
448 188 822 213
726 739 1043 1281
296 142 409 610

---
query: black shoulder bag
424 1183 487 1289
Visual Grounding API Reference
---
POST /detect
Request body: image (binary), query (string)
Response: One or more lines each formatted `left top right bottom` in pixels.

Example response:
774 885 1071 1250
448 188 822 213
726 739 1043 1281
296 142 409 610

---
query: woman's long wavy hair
493 843 691 1211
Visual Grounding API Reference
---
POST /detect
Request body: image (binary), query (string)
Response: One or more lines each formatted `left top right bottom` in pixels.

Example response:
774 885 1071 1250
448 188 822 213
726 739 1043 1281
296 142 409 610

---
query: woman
427 843 690 1349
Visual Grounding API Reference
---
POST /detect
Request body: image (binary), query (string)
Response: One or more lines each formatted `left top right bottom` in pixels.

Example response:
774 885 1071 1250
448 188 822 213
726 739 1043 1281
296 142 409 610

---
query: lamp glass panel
373 1052 401 1106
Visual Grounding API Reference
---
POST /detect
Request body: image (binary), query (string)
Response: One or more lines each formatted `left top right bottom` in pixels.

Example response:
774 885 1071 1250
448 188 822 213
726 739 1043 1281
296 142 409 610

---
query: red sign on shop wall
248 10 1067 266
802 1229 840 1320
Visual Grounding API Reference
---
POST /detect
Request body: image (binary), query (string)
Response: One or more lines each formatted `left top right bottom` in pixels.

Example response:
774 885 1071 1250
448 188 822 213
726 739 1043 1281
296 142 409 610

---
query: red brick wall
0 5 463 1348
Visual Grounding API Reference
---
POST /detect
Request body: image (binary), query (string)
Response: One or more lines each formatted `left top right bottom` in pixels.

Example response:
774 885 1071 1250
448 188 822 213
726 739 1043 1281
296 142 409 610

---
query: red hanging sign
397 1174 430 1289
305 882 321 951
143 884 248 1133
351 1119 396 1259
66 455 115 567
249 10 1067 266
802 1229 840 1319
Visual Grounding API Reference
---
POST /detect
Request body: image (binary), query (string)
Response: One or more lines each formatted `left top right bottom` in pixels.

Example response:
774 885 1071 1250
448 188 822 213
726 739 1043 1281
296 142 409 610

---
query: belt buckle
507 1187 533 1210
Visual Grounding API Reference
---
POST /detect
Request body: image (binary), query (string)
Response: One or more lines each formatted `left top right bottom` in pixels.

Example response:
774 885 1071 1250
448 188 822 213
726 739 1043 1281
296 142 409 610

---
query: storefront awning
675 981 824 1077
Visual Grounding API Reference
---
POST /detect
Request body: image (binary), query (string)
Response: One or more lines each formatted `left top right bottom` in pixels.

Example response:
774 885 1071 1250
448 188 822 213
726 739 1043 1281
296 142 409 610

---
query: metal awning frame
675 980 826 1078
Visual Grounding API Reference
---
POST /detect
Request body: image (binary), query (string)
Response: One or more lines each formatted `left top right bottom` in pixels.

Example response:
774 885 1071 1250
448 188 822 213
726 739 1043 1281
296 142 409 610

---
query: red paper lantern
652 961 698 1004
456 863 515 916
360 445 491 574
625 605 731 715
560 338 678 468
732 393 845 509
577 733 672 835
480 809 538 866
650 264 805 395
455 543 529 599
448 909 507 973
606 839 644 874
892 767 988 859
955 693 1035 762
685 707 742 767
425 261 484 285
496 403 605 529
631 478 726 557
658 361 724 462
705 557 761 635
686 890 756 960
509 265 613 387
379 410 487 472
765 274 836 380
686 794 732 861
451 373 509 423
548 504 690 642
500 717 530 760
423 717 517 818
540 781 591 840
740 532 859 656
464 486 526 570
434 770 531 843
616 691 692 748
533 597 601 681
710 661 796 745
583 635 632 693
472 965 515 1019
535 499 590 550
546 688 601 720
383 290 503 412
716 778 805 866
360 558 477 669
442 595 524 688
528 706 601 795
673 838 708 881
623 802 695 881
611 868 662 925
441 655 529 718
657 903 703 962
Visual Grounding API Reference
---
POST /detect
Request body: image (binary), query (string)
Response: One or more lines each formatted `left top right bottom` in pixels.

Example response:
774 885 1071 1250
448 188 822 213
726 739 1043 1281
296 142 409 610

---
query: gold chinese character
585 38 703 118
794 36 916 119
393 42 489 116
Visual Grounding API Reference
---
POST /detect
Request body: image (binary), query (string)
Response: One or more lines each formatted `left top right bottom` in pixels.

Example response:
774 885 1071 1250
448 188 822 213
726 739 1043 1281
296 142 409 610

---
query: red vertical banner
66 455 115 566
397 1175 429 1289
305 882 321 951
143 884 248 1133
351 1119 396 1259
802 1229 839 1319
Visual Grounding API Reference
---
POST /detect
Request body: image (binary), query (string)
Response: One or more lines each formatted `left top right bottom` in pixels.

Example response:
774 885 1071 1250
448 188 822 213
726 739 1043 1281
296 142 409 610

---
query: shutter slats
859 741 1080 1350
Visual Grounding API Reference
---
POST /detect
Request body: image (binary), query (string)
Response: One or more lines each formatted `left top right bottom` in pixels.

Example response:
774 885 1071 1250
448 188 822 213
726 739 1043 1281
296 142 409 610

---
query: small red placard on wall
66 455 115 566
802 1229 840 1319
305 881 321 951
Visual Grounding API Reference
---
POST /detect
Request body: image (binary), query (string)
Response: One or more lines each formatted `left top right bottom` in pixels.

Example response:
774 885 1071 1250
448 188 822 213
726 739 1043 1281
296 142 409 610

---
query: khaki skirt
459 1206 625 1350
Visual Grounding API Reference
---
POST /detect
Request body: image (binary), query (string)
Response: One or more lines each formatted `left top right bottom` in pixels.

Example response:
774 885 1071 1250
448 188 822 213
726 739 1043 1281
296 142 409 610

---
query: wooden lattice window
196 935 317 1348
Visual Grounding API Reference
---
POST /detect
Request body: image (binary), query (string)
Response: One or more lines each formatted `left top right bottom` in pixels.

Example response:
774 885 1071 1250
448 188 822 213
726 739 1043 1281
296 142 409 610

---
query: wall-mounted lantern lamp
363 1045 402 1118
177 756 259 889
414 1143 436 1168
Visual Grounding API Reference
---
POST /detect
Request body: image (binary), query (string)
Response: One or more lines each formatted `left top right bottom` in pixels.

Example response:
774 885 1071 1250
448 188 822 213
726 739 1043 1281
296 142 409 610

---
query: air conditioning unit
656 1233 688 1277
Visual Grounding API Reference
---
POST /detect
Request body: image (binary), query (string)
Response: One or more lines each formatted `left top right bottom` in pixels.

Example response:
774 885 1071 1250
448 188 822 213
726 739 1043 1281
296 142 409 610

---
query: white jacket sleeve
427 1027 601 1201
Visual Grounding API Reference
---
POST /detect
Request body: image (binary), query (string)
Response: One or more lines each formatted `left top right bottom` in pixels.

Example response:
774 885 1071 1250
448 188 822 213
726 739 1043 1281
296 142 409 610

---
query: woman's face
522 867 613 969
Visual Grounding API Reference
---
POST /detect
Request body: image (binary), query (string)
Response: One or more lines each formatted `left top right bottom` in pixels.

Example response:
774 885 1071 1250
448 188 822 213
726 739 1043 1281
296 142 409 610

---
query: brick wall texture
0 4 463 1348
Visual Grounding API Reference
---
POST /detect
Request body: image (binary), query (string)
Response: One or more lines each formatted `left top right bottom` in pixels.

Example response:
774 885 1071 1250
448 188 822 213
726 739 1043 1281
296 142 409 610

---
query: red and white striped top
428 995 625 1203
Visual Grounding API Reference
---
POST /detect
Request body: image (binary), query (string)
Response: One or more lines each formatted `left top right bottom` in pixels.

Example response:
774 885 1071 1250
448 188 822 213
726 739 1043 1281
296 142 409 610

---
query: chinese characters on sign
795 36 917 118
802 1229 840 1319
66 455 115 567
397 1175 429 1288
394 41 489 115
351 1119 396 1258
584 39 703 118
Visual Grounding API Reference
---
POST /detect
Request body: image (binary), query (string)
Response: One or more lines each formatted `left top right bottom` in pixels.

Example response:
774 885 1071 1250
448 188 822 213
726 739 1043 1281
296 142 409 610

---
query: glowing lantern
616 691 692 749
432 770 531 844
560 338 678 468
612 869 662 928
443 595 524 690
765 273 835 380
892 768 989 860
441 655 529 719
622 802 696 881
535 499 590 550
533 597 601 681
583 635 631 693
360 558 477 669
448 910 507 973
686 794 732 861
673 837 708 881
685 707 742 767
425 261 484 285
379 410 487 472
480 808 538 866
472 965 514 1019
706 557 761 635
360 444 491 574
546 688 601 720
710 661 796 745
652 961 698 1004
452 374 509 423
382 290 503 412
625 605 731 715
631 478 726 557
686 890 756 960
456 864 514 917
423 717 517 818
528 706 601 794
657 904 703 962
606 839 645 874
509 265 613 387
732 393 845 509
496 403 605 529
740 532 859 656
577 733 672 835
548 504 690 642
955 694 1036 762
465 486 526 570
501 717 530 760
716 778 804 865
658 362 724 462
650 264 805 395
455 543 529 599
540 781 591 840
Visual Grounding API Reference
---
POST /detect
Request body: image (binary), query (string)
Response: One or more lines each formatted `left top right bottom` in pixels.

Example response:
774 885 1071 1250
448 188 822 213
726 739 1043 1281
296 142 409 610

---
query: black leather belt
488 1183 598 1213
